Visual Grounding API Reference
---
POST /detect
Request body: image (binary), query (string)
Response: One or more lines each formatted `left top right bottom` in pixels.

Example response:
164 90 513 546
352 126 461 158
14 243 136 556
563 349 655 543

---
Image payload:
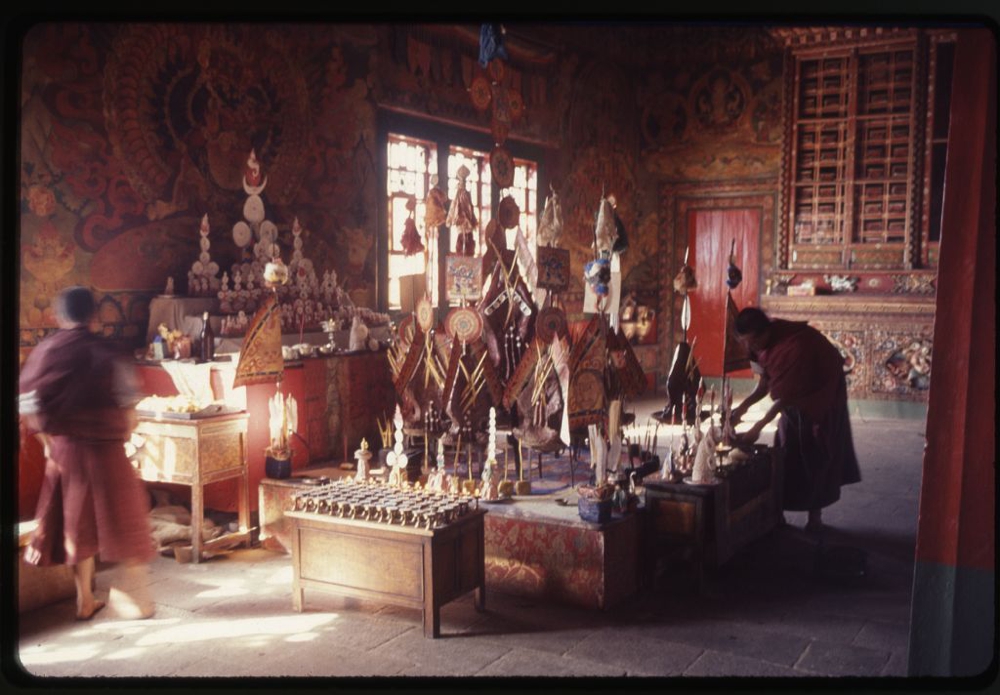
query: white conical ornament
691 425 719 484
480 407 501 500
386 405 409 487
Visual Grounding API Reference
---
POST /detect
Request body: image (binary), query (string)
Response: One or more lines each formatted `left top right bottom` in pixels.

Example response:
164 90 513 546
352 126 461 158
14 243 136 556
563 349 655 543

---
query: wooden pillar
908 27 996 678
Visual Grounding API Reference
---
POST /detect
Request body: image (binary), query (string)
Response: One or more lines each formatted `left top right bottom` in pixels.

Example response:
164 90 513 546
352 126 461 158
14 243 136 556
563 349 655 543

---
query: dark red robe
19 327 155 566
755 319 861 511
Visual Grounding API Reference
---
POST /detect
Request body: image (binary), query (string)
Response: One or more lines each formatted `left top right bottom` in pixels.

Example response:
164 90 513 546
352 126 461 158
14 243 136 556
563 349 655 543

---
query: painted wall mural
638 53 784 181
19 23 379 360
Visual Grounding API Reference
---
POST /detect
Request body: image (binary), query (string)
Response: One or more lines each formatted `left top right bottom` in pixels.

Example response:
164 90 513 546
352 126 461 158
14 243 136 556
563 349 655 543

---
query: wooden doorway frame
659 181 778 377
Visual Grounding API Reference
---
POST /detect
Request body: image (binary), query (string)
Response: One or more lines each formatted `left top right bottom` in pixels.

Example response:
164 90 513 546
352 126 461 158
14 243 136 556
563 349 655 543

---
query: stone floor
9 396 925 684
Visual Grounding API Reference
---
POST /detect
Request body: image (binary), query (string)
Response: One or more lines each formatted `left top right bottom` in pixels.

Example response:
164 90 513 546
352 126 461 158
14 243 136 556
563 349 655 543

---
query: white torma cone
349 315 369 351
691 425 721 484
589 423 606 484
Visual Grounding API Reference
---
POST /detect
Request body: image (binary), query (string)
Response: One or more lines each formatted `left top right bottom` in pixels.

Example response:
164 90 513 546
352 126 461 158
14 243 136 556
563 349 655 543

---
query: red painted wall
914 28 996 572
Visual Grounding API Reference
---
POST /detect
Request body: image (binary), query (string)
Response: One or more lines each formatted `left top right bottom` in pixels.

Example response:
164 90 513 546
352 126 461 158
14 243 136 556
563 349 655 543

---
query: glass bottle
199 311 215 362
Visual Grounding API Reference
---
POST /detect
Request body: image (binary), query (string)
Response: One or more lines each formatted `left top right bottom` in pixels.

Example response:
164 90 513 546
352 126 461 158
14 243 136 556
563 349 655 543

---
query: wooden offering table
133 412 252 562
643 447 784 589
287 508 486 638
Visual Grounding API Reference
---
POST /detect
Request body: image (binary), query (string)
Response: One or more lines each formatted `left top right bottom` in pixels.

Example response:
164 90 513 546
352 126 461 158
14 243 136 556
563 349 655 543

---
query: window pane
384 128 540 310
387 133 437 310
448 146 489 257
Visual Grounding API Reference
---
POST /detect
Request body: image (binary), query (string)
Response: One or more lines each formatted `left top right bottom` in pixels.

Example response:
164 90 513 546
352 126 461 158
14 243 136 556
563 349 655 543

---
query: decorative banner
445 306 484 344
233 293 283 388
442 338 463 406
568 369 606 431
535 306 567 344
503 336 544 410
393 322 425 394
492 80 511 126
445 254 483 302
490 146 515 188
416 296 434 333
567 315 607 430
536 246 571 291
470 75 492 110
471 339 504 404
508 87 524 122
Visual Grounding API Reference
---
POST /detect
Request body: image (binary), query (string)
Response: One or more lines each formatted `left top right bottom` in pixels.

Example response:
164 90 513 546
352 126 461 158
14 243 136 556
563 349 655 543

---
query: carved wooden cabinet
287 508 486 638
133 412 252 562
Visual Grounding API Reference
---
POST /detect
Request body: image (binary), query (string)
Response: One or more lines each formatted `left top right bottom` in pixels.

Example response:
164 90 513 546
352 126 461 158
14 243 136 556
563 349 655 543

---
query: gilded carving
820 329 866 392
891 274 936 294
824 274 859 293
764 312 934 402
851 248 905 269
872 334 933 393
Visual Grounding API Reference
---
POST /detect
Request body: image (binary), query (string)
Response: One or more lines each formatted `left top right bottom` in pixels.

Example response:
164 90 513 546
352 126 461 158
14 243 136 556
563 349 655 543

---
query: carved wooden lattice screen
782 30 956 272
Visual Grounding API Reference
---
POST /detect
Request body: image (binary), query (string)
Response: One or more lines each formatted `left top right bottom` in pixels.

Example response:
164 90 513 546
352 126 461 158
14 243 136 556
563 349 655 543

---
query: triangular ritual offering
233 293 283 388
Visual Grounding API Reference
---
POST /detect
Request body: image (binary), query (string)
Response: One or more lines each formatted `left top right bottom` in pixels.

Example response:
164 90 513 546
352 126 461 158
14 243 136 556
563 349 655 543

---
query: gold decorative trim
761 296 935 316
770 26 919 49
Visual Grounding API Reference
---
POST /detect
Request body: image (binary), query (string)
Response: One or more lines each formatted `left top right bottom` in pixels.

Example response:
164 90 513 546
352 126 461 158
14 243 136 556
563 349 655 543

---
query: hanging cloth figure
400 197 425 256
479 23 508 67
424 175 448 231
594 193 618 258
447 165 478 257
609 194 629 255
537 186 563 248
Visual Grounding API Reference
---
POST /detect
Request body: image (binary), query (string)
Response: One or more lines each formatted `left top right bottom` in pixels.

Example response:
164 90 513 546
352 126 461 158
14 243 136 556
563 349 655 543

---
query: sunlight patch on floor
284 632 320 642
134 613 339 646
196 584 254 598
90 618 183 634
19 643 101 665
264 567 294 584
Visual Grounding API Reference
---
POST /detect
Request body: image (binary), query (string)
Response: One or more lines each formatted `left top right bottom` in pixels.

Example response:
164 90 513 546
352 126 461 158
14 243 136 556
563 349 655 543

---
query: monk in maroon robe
730 307 861 532
19 286 156 620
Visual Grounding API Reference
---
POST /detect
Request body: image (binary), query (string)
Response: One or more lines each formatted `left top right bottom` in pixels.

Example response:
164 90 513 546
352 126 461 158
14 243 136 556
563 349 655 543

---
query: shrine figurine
354 438 373 482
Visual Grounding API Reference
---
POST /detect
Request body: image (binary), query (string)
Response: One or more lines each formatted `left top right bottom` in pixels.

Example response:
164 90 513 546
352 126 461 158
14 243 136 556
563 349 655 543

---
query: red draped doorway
685 206 760 378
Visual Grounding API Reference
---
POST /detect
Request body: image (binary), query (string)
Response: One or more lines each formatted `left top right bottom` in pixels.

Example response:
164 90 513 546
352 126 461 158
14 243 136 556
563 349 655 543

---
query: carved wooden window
781 31 955 271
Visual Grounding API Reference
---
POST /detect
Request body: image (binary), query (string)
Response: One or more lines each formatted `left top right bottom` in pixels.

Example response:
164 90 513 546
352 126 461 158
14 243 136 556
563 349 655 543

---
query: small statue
164 276 175 295
354 438 373 482
480 457 501 501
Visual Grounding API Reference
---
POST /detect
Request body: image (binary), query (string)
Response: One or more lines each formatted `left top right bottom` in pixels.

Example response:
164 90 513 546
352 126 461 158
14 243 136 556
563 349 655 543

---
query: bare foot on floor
109 588 155 619
75 599 106 621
